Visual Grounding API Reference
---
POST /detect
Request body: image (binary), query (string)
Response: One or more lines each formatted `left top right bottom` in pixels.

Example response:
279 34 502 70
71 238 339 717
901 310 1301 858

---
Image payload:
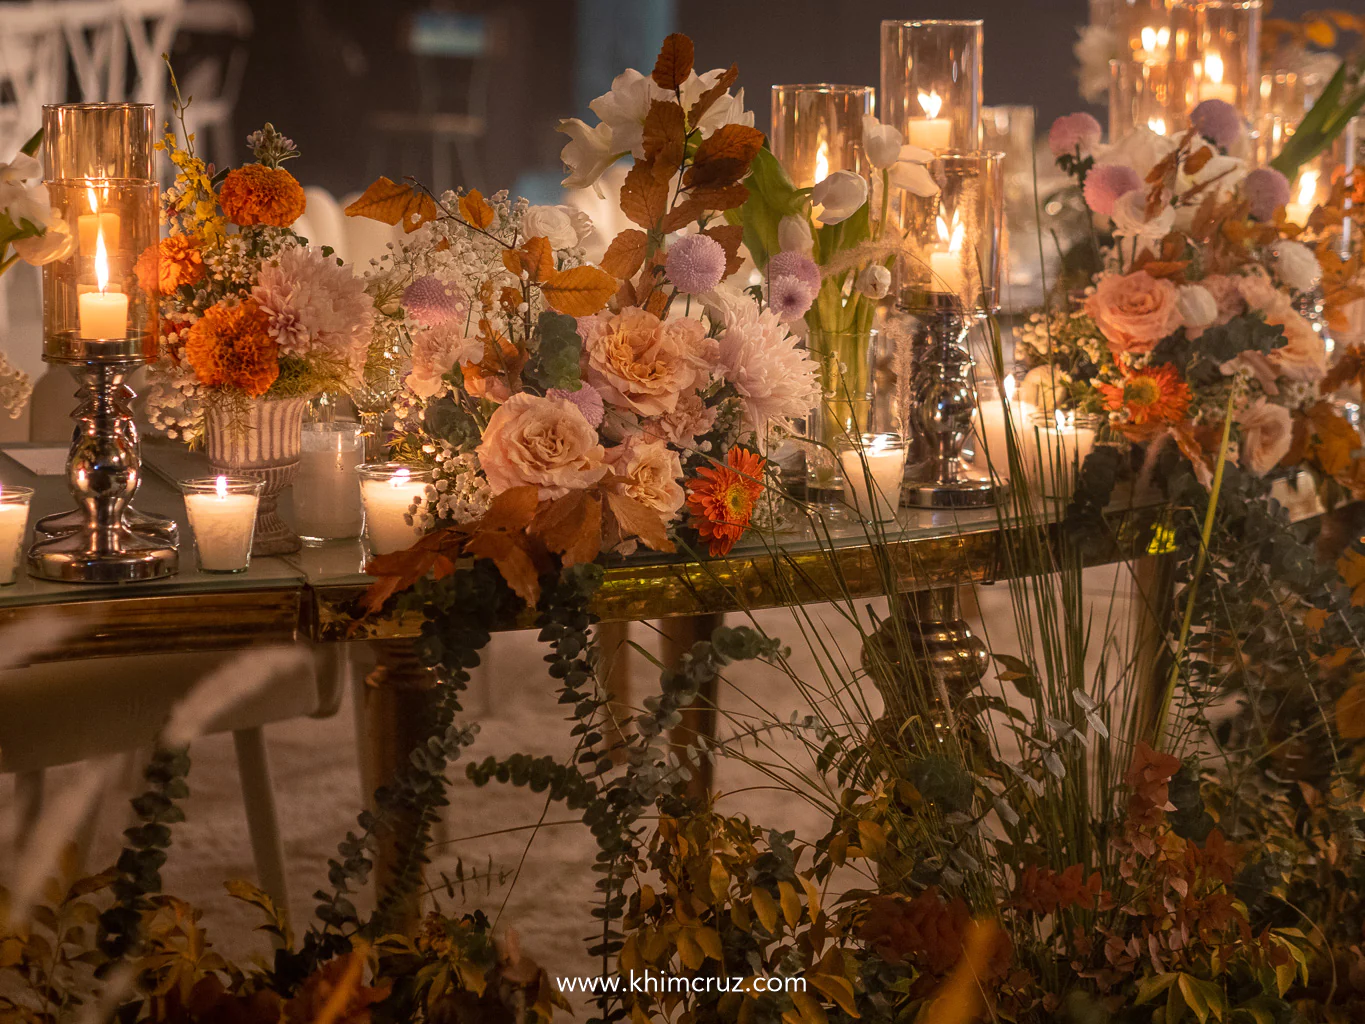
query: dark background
230 0 1325 200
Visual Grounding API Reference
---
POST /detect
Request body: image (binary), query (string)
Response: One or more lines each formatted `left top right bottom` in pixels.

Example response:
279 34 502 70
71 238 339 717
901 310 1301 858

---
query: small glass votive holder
0 487 34 585
836 433 907 522
359 463 432 556
295 422 365 544
1022 412 1101 501
180 476 264 574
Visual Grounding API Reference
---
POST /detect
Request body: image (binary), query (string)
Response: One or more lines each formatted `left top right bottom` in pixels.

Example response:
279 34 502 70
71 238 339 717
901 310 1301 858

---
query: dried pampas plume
161 647 314 748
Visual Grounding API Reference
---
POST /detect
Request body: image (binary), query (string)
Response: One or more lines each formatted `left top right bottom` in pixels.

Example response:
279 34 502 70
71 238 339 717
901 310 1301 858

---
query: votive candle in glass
1170 1 1261 117
879 20 982 152
837 433 907 522
1024 412 1099 500
181 476 263 573
770 84 875 188
0 486 34 584
973 375 1033 483
295 422 365 543
359 463 431 555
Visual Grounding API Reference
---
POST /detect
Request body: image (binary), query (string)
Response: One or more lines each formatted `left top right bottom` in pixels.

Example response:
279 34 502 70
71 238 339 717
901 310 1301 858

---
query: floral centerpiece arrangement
351 32 818 602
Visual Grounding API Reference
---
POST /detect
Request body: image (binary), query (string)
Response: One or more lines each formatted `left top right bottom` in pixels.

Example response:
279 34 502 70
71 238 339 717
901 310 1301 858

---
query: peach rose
476 392 607 499
1086 271 1183 356
1238 270 1326 384
603 437 685 518
1236 397 1292 476
577 306 713 417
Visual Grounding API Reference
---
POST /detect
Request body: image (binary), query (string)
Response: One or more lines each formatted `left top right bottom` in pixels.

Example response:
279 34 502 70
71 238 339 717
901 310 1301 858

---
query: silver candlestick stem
27 361 178 582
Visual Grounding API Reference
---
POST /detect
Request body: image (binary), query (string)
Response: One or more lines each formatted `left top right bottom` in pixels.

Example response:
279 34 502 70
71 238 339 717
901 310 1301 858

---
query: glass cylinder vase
1170 0 1261 117
1109 59 1200 139
879 19 982 153
770 84 875 188
804 327 876 505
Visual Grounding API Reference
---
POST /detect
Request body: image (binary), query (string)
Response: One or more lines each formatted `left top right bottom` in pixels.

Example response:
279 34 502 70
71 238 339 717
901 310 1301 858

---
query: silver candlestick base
27 361 178 583
905 306 1002 509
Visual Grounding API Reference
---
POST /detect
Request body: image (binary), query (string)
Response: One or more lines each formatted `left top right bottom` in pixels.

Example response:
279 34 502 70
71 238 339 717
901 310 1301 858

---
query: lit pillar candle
975 376 1034 482
182 475 260 573
78 227 128 339
1199 53 1238 104
905 90 952 150
838 433 907 521
77 186 120 255
0 486 33 585
360 464 430 555
929 214 966 296
1284 169 1318 226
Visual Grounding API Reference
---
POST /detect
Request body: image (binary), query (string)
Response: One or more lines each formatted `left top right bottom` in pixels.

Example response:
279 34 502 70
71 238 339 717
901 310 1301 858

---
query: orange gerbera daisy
135 233 206 296
185 298 280 397
685 447 766 556
218 163 307 227
1098 363 1191 428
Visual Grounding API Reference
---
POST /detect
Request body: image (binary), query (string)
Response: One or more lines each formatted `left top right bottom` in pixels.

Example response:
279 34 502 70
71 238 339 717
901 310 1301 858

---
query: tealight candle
905 90 952 150
294 422 364 543
0 486 33 585
78 227 127 340
181 475 262 573
1024 412 1098 500
838 433 907 521
359 463 432 555
1199 53 1238 105
1284 169 1318 227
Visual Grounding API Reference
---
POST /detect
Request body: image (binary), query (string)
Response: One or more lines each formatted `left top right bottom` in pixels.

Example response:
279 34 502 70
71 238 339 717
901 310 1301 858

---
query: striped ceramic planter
204 394 312 556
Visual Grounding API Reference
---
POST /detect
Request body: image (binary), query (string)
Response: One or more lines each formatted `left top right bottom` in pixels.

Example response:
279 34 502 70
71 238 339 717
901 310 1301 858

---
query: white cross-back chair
118 0 181 112
52 0 125 102
174 0 252 171
0 4 64 158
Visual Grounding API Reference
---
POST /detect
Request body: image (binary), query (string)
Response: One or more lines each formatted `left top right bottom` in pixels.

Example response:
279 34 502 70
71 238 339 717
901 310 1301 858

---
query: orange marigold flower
685 447 765 556
1097 363 1191 427
134 234 206 296
185 298 280 397
219 163 307 227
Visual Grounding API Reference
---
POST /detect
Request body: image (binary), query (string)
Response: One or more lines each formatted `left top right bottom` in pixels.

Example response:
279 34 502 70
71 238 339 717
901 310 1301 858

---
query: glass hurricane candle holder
1257 69 1306 164
0 487 33 585
181 476 263 573
1121 0 1174 62
879 19 982 152
1022 412 1102 501
770 84 875 188
1171 0 1261 116
359 463 431 556
28 101 177 583
837 433 907 522
1109 59 1200 139
295 422 365 543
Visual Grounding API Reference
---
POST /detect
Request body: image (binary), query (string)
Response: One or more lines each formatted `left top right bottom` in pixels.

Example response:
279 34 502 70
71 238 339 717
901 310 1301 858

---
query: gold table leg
662 612 725 803
595 620 633 762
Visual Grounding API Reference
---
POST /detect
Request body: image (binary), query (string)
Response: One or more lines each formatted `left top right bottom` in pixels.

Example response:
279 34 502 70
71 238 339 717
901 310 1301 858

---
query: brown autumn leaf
1133 258 1189 281
498 285 523 313
529 489 603 566
684 124 766 189
703 224 745 278
541 265 618 316
360 529 462 617
660 183 752 231
344 177 438 233
466 530 542 606
651 32 694 91
1309 401 1359 478
1336 680 1365 738
1322 343 1365 395
1184 146 1214 175
1340 548 1365 608
688 64 738 125
615 277 639 308
644 287 670 317
600 229 649 280
459 189 496 230
518 235 555 282
604 490 675 553
642 100 687 180
620 161 671 230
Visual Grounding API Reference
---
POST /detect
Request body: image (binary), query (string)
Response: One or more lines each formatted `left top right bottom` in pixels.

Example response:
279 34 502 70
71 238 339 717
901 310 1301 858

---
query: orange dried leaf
344 177 437 233
600 229 649 280
502 249 523 277
1339 548 1365 607
1309 401 1358 477
1336 682 1365 738
644 287 671 317
466 531 541 606
541 265 618 316
1184 146 1214 175
459 189 496 230
529 489 603 566
688 64 738 125
620 162 671 230
651 33 694 91
604 490 675 553
642 100 687 179
703 224 745 278
518 235 555 282
685 124 765 189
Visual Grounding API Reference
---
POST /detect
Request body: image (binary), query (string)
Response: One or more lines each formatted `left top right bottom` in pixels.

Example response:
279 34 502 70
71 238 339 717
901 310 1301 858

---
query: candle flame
1147 116 1167 136
215 475 228 499
867 433 890 454
813 138 830 185
936 214 951 244
1141 26 1156 51
87 186 99 213
935 211 964 251
1004 375 1016 401
917 90 942 119
1054 409 1067 431
1297 169 1318 206
1205 52 1224 84
94 226 109 294
390 467 411 489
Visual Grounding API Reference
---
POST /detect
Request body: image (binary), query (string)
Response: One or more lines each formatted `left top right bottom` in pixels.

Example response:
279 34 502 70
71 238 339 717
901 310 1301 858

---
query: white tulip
861 115 904 170
811 170 868 225
1177 284 1218 332
557 118 617 196
13 218 73 266
856 264 891 299
1272 240 1322 293
777 214 813 254
888 144 941 197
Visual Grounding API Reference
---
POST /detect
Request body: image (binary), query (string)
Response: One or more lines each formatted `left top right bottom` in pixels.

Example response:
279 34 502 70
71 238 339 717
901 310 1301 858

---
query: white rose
523 204 588 249
811 170 867 225
1272 240 1322 293
861 115 904 170
856 264 891 299
888 144 940 197
778 214 813 255
557 118 616 196
1111 189 1175 243
1100 127 1179 180
1177 284 1218 334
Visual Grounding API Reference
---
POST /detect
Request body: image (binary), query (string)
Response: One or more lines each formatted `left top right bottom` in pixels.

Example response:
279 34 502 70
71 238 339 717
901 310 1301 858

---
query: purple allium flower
767 249 821 293
1243 167 1292 221
549 385 605 428
402 275 467 327
769 274 816 323
1083 163 1143 216
665 233 726 294
1189 99 1244 150
1048 112 1103 158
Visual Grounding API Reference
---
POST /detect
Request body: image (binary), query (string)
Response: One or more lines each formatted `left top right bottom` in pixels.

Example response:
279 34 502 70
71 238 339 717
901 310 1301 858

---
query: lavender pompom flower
403 276 468 328
1083 163 1143 216
548 385 606 428
665 233 727 294
767 250 821 293
1048 112 1103 158
1190 99 1244 150
769 275 816 323
1243 167 1292 221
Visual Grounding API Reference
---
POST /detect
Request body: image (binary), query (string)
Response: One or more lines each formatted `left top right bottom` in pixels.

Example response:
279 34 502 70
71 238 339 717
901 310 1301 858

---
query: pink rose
640 390 718 449
1200 274 1247 325
476 392 607 499
1238 270 1327 384
1236 397 1292 476
1086 271 1182 357
577 306 713 417
603 437 685 518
